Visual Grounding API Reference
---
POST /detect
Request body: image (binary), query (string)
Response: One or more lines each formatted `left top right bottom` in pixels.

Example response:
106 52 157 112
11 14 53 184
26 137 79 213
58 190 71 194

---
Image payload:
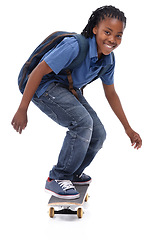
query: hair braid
81 5 126 38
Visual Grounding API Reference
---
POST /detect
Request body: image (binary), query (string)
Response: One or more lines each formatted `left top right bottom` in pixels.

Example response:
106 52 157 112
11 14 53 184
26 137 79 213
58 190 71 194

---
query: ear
93 26 98 35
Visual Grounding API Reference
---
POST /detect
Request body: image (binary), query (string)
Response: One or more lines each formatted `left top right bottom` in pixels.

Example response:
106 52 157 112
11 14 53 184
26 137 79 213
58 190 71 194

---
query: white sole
72 179 92 185
45 189 80 200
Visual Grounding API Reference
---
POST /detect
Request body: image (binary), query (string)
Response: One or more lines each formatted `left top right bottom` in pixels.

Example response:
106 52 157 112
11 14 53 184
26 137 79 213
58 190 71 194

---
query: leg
73 90 107 176
32 83 93 180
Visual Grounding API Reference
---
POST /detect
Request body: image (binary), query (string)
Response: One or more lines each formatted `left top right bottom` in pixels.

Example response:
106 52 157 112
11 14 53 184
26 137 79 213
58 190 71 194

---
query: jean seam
64 135 76 171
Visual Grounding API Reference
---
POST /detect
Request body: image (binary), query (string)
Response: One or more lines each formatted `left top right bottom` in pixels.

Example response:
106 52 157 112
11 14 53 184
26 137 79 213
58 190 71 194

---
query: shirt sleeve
100 55 115 85
43 37 79 74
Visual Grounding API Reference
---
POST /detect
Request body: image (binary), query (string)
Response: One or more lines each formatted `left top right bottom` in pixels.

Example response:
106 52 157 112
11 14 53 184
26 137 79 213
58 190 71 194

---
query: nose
108 35 116 45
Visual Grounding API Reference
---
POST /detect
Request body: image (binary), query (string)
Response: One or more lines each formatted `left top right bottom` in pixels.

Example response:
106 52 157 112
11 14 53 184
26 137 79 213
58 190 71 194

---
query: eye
104 31 110 35
116 34 122 39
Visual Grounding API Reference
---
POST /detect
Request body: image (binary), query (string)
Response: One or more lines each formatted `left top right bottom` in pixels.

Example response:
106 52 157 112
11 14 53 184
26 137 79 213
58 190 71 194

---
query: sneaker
45 178 80 200
72 173 92 185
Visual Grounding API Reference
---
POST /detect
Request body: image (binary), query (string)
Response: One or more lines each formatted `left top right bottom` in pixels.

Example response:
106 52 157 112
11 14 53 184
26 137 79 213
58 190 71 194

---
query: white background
1 0 160 239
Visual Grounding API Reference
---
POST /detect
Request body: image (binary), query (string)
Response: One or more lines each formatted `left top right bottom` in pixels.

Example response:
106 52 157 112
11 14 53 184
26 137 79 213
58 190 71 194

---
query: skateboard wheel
85 193 89 202
77 208 83 218
49 207 54 218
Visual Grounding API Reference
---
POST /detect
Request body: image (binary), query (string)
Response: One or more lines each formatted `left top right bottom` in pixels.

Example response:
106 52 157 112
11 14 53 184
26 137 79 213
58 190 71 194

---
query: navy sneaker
45 178 80 199
72 173 92 185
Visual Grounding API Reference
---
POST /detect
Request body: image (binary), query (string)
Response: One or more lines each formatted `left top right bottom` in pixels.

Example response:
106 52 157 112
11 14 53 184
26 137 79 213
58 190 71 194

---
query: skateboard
48 184 89 219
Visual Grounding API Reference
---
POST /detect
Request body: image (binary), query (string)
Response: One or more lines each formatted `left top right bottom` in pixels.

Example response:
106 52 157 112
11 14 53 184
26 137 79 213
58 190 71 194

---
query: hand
125 128 142 150
11 108 28 134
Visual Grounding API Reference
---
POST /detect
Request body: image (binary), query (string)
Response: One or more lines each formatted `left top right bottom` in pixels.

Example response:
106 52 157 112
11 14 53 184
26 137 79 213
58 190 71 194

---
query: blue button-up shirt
36 35 115 97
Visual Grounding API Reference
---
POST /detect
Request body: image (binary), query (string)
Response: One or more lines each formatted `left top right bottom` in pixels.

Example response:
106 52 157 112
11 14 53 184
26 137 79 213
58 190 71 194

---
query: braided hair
82 5 126 38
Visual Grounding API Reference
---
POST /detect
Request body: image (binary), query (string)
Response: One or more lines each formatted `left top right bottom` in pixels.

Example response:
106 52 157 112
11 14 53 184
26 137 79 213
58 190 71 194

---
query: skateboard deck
48 184 89 218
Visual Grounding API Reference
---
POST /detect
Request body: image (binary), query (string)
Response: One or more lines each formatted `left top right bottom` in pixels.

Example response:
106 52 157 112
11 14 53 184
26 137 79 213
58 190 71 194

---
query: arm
11 60 52 134
102 83 142 149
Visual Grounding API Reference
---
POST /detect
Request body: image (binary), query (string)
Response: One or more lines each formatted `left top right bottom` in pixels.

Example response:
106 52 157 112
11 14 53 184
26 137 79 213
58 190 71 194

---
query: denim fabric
32 82 106 180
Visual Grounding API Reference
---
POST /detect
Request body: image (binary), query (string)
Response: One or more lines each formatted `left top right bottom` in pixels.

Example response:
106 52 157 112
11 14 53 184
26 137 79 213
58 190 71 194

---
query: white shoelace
56 180 75 191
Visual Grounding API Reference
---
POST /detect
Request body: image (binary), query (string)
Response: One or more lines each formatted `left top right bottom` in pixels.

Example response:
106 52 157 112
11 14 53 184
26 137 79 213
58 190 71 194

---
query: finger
12 122 18 131
132 141 139 149
134 144 138 149
15 125 20 132
23 122 27 129
137 142 142 149
18 127 22 134
134 140 142 150
132 141 136 147
132 143 136 148
19 122 27 134
13 122 21 133
11 118 16 126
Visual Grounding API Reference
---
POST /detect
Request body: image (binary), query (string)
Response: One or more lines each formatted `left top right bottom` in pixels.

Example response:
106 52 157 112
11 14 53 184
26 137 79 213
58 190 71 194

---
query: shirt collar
89 35 114 66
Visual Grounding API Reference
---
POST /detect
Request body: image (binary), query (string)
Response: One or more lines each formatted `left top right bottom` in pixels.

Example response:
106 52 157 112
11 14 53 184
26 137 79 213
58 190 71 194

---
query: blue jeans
32 83 106 180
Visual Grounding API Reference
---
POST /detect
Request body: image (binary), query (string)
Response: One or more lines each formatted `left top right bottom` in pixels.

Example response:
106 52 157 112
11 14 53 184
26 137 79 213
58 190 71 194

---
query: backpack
18 31 114 99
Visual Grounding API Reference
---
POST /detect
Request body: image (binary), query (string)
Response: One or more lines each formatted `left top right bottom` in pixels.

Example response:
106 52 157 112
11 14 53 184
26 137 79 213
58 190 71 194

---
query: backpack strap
65 34 89 100
66 70 79 99
67 34 89 70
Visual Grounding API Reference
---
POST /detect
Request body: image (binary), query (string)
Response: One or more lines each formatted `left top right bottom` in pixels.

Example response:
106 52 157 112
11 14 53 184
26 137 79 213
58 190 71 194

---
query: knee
91 124 107 151
79 114 93 141
101 126 107 142
97 125 107 145
70 113 93 142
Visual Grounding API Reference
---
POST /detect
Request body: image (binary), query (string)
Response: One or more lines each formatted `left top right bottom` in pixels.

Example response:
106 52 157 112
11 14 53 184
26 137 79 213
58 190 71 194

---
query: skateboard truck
49 206 84 218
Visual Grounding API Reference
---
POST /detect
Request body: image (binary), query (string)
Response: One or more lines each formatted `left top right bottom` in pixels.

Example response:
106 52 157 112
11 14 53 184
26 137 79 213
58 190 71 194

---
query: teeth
105 44 112 49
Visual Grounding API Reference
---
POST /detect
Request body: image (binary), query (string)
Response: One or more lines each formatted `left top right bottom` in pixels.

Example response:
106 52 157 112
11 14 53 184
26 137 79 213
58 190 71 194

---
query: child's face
93 17 125 58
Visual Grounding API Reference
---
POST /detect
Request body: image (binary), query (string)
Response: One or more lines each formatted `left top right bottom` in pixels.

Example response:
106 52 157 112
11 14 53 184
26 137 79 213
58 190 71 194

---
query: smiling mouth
104 44 116 50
